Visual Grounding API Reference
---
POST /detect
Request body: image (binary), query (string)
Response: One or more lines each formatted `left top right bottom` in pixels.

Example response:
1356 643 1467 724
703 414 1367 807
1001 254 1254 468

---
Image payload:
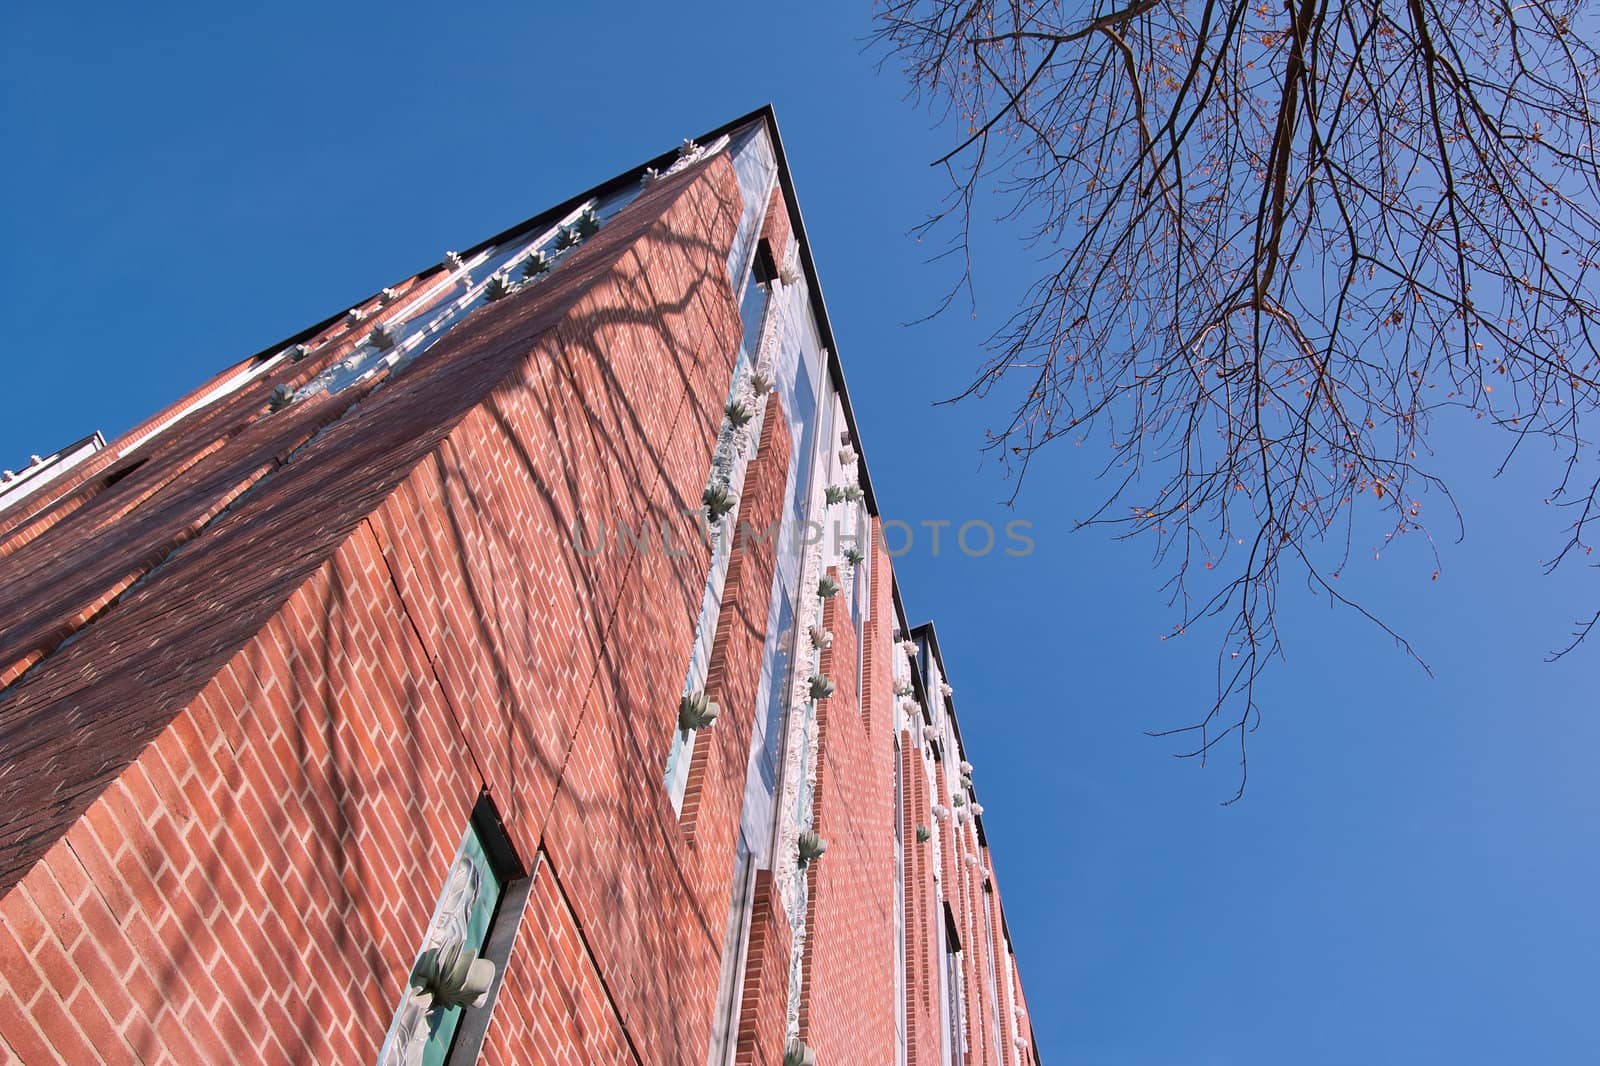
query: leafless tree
875 0 1600 799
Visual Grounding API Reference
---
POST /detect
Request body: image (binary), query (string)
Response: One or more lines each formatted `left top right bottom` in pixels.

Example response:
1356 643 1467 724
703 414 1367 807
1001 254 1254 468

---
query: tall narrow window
944 904 967 1064
378 793 531 1066
982 886 1003 1062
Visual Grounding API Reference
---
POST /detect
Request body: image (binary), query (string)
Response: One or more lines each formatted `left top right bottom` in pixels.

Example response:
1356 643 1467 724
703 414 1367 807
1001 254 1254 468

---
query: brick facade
0 111 1039 1065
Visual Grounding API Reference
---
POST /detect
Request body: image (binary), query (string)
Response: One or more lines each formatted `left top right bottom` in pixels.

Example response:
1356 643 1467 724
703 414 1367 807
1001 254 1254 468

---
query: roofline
224 106 782 368
746 108 920 644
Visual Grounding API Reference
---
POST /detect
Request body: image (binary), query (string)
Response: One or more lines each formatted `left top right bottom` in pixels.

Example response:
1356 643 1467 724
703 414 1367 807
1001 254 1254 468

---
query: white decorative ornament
378 852 497 1066
931 804 950 821
483 274 514 302
368 322 398 351
959 760 974 775
940 681 953 698
345 308 366 326
899 639 918 658
838 446 857 466
653 134 730 185
808 625 833 648
971 803 984 816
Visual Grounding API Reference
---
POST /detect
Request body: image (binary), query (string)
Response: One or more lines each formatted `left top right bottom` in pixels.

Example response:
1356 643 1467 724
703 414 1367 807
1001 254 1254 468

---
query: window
377 793 531 1066
944 904 967 1065
664 342 759 812
982 886 1003 1061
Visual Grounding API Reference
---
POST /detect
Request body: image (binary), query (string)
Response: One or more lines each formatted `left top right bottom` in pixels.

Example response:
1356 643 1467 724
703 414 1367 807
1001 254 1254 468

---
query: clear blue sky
4 3 1597 1062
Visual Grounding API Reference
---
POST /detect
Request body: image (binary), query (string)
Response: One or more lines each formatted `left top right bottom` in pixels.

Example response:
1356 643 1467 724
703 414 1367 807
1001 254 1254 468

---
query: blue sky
4 2 1598 1062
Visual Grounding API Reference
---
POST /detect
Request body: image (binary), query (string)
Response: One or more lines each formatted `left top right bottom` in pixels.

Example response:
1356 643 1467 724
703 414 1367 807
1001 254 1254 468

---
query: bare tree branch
874 0 1600 799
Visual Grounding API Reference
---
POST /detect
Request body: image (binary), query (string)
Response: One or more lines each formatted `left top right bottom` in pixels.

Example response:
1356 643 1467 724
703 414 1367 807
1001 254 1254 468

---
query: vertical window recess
377 792 532 1066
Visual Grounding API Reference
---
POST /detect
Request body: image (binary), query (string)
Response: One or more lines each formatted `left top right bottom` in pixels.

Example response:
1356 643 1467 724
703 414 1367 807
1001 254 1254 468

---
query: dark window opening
102 458 147 489
752 236 780 285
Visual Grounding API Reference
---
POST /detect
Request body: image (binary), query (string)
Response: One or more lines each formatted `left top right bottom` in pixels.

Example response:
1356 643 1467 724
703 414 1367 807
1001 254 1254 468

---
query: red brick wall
0 153 752 1064
900 736 944 1066
757 184 792 272
0 526 481 1064
732 869 791 1066
481 860 634 1065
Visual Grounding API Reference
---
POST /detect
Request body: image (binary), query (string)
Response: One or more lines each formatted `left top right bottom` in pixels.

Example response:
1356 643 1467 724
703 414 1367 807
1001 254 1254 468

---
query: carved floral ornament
379 853 498 1066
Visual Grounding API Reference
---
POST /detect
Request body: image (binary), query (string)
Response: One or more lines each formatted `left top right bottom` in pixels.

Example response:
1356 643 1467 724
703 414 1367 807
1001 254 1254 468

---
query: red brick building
0 108 1040 1066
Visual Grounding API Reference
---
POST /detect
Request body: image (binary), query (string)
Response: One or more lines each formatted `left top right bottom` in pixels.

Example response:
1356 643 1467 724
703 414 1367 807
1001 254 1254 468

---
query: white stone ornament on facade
653 135 731 185
778 242 803 287
899 639 918 658
368 322 398 351
379 852 496 1066
959 760 974 774
940 681 953 698
483 274 514 302
345 308 366 326
778 536 825 1032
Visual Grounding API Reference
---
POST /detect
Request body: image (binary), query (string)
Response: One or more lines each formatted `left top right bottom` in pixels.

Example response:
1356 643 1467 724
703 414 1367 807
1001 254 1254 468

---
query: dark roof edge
751 108 916 644
227 105 782 371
